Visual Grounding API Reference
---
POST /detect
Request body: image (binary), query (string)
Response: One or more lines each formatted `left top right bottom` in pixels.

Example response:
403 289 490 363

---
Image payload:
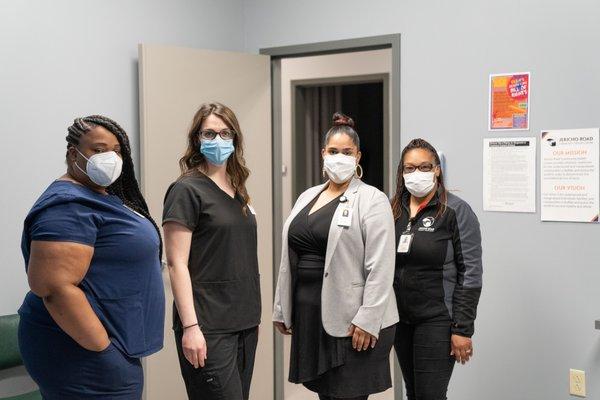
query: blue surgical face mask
200 136 235 165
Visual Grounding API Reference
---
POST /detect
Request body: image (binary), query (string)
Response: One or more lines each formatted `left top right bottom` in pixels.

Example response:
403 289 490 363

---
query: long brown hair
391 138 447 220
179 102 251 213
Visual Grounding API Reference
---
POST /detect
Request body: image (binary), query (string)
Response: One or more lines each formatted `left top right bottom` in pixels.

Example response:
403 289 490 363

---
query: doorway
262 35 401 400
293 78 387 199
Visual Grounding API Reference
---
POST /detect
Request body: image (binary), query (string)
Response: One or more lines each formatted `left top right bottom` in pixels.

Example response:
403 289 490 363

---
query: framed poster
540 128 599 222
489 72 530 131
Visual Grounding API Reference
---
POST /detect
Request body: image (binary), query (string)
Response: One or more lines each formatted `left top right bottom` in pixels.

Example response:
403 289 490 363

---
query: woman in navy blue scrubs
18 115 165 400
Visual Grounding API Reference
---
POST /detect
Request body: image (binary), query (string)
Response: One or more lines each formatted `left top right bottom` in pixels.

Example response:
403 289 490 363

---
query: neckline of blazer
284 178 363 272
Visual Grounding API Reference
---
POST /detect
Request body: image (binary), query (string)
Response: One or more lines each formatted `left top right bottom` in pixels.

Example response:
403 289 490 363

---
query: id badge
337 208 353 227
397 233 414 254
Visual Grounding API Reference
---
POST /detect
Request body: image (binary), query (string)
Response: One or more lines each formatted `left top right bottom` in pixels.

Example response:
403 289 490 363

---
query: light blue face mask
200 136 235 165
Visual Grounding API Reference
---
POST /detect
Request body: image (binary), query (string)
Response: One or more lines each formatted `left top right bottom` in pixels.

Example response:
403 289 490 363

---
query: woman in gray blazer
273 113 399 400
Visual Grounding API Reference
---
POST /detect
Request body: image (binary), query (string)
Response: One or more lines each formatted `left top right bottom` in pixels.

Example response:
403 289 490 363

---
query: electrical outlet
570 369 586 397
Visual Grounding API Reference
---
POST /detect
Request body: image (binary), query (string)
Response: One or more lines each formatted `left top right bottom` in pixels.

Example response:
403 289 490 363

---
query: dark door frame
260 34 402 400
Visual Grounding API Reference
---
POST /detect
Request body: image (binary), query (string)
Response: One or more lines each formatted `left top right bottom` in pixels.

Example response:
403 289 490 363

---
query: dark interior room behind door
294 81 384 199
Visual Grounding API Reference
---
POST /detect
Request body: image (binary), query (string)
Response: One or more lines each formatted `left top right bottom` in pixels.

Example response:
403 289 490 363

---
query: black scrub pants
175 326 258 400
394 320 455 400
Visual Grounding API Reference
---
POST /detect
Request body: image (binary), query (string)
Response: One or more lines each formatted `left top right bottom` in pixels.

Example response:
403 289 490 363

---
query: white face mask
403 170 436 198
323 154 357 184
74 148 123 187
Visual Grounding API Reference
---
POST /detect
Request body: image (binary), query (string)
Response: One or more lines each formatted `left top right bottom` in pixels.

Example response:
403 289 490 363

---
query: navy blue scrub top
18 181 165 358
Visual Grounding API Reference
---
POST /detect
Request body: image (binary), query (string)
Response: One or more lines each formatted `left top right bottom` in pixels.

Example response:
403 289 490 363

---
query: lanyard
404 198 431 232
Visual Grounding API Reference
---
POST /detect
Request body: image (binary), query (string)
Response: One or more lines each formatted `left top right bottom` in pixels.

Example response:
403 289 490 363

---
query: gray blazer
273 178 399 338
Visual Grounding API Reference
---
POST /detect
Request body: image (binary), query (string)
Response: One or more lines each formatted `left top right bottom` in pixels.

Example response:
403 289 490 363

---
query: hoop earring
355 164 363 179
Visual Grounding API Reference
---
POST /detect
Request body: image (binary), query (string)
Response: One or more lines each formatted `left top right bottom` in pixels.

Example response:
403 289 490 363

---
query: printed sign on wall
483 137 536 213
489 72 530 131
541 128 599 222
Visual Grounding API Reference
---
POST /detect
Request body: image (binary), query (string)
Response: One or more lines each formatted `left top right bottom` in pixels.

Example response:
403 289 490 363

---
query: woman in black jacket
391 138 483 400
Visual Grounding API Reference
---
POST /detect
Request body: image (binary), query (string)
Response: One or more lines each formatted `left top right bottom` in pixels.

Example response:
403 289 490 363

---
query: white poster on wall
483 138 536 212
540 128 599 222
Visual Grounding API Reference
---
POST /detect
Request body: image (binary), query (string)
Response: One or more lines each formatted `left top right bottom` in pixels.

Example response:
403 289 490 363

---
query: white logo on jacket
418 217 435 232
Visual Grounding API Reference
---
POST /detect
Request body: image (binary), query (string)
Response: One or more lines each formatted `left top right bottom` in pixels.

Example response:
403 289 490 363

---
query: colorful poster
489 72 530 131
483 137 536 213
540 128 599 222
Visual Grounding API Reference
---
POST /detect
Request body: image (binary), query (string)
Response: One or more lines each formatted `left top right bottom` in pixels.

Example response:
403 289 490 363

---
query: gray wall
0 1 243 396
2 0 600 398
0 0 244 316
243 1 600 399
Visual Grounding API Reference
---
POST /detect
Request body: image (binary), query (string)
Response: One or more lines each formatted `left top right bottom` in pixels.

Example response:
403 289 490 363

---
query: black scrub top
163 173 261 334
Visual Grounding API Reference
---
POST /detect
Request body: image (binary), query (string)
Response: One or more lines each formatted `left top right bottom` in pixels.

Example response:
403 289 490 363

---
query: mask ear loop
74 146 92 162
71 147 90 178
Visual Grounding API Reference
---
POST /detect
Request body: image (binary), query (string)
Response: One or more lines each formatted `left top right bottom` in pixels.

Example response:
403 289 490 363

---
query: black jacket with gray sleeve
394 190 482 337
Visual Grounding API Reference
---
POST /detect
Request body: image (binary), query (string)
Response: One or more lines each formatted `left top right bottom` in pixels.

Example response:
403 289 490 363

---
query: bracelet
183 323 199 330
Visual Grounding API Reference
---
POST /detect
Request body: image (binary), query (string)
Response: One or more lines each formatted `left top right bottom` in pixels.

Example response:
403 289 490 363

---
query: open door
138 44 273 400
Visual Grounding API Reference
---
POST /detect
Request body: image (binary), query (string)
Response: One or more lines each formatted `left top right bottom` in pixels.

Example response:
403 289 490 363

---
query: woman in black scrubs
273 113 399 400
162 103 261 400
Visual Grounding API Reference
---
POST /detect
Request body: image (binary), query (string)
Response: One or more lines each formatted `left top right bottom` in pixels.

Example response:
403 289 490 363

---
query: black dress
288 194 395 398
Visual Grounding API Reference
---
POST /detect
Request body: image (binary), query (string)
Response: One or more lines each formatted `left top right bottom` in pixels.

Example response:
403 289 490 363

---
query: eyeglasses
198 129 236 140
402 163 437 174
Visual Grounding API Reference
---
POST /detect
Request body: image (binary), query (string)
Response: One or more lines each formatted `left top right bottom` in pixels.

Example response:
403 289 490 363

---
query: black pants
394 320 455 400
175 326 258 400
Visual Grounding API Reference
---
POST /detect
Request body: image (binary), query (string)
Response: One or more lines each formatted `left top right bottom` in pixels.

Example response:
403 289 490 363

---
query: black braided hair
66 115 163 261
